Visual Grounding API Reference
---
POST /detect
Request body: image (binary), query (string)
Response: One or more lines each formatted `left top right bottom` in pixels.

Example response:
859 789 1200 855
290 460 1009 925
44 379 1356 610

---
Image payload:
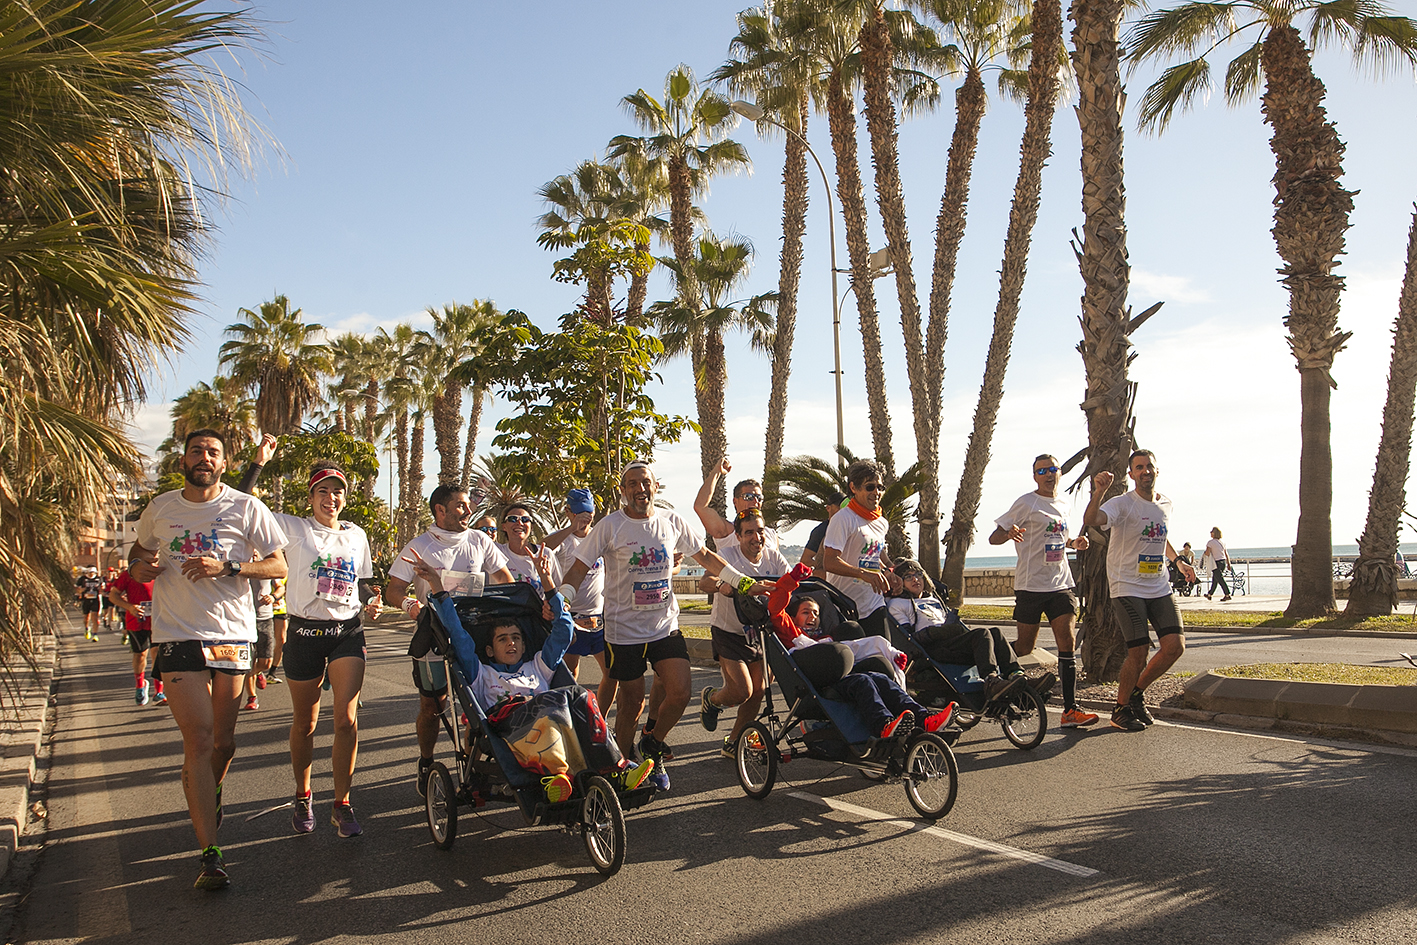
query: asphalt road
12 615 1417 944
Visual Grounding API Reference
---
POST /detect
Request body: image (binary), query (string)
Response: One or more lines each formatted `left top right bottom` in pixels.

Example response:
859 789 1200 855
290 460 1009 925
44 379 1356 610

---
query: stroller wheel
426 762 458 849
736 721 778 800
1001 685 1048 750
903 733 959 820
581 775 626 875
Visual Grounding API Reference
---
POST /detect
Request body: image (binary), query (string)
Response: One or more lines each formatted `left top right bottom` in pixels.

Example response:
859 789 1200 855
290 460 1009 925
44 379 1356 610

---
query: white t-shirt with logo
574 509 704 645
389 527 510 604
276 514 374 622
135 485 287 644
555 531 605 616
497 542 549 596
1099 491 1175 598
823 506 890 616
994 492 1077 592
710 543 790 635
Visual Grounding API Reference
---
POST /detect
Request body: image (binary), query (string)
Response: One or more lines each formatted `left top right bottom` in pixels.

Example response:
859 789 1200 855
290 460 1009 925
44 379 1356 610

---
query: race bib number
314 566 357 603
632 578 670 611
440 569 485 597
1138 554 1163 576
202 643 252 671
1045 541 1065 563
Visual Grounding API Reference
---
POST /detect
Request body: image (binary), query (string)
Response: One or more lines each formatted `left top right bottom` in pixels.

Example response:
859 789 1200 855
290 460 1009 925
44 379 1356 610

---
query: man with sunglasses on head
990 454 1095 727
386 484 514 796
822 459 901 640
694 457 781 554
1083 449 1197 732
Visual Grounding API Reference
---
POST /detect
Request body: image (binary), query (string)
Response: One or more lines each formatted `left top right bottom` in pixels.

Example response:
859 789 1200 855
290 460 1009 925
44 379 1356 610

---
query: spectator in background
801 492 846 569
1204 527 1233 602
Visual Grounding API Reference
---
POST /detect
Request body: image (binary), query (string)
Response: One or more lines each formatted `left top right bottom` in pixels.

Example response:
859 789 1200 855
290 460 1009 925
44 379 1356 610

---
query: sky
130 0 1417 557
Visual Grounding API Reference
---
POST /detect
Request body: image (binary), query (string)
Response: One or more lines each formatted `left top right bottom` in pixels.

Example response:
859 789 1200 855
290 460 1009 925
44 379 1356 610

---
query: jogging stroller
420 582 657 875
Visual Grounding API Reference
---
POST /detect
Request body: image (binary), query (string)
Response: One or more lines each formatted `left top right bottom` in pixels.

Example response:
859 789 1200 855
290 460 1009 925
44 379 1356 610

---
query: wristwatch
222 561 243 578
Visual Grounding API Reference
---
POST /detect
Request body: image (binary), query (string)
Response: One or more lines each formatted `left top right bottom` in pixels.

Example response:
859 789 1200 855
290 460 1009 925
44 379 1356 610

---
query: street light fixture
730 99 845 460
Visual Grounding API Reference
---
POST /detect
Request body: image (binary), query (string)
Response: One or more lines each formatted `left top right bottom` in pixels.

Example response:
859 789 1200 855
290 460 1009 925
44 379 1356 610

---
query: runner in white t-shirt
697 509 791 756
497 502 549 594
129 430 288 892
1084 449 1197 733
822 460 901 639
385 483 513 797
988 453 1096 727
693 456 781 555
543 489 609 699
559 461 772 777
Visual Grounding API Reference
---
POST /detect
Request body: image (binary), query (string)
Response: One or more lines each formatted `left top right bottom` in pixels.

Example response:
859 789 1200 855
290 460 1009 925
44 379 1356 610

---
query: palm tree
1348 209 1417 616
1070 0 1139 682
649 233 778 514
714 3 821 507
326 332 368 435
441 299 515 489
940 0 1066 600
1126 1 1417 619
380 323 418 548
168 376 257 457
609 65 752 331
767 446 922 559
403 346 443 545
0 0 266 668
911 0 1031 577
413 303 487 487
466 453 561 533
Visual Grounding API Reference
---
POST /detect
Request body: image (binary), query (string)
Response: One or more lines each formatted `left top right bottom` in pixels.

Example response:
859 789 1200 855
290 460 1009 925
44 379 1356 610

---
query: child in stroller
403 547 656 803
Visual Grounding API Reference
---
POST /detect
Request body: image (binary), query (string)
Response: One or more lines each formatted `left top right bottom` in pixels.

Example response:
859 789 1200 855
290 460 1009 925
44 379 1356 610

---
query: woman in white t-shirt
498 503 550 595
275 463 381 839
1204 527 1233 602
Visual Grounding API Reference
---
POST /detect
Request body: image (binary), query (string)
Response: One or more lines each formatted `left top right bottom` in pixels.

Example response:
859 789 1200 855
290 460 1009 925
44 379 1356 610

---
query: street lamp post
730 100 844 459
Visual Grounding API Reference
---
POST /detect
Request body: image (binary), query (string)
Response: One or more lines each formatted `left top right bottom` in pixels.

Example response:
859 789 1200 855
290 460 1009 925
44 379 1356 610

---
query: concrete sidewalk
0 632 56 880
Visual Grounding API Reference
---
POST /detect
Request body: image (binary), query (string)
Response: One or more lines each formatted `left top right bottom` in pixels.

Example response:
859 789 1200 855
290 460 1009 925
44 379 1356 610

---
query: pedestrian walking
1204 527 1233 601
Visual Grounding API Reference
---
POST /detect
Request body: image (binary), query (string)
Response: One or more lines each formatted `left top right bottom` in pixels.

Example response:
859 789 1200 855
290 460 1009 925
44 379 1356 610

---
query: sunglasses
1034 466 1060 476
503 515 534 525
862 483 886 492
476 525 498 535
738 492 764 503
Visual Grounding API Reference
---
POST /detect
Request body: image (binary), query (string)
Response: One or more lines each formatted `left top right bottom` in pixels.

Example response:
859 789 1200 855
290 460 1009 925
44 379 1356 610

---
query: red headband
308 468 348 491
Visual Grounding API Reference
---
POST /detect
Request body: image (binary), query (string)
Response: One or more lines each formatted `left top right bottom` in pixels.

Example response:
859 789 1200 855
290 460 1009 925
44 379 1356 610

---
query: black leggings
1208 564 1231 597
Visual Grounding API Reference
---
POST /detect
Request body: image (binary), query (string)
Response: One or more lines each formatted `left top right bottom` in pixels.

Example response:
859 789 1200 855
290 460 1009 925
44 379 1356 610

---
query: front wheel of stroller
1001 685 1047 750
736 721 778 799
426 762 457 849
581 775 626 876
903 733 959 820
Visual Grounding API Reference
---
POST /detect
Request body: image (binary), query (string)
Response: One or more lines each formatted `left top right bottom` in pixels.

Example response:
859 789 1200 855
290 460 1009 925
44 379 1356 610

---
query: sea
962 544 1417 596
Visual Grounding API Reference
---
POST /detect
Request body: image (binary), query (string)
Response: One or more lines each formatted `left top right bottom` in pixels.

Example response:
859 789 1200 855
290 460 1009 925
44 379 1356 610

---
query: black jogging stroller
418 582 657 875
887 596 1049 751
728 576 960 820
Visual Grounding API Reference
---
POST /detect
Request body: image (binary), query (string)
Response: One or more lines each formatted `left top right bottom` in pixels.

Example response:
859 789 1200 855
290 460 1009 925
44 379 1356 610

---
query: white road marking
787 791 1101 877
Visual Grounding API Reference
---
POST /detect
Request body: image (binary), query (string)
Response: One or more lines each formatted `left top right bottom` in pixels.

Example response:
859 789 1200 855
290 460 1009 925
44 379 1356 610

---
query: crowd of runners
104 427 1193 892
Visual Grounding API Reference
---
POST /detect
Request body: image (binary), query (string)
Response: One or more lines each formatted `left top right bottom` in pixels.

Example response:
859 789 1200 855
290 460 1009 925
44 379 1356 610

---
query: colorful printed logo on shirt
1139 519 1167 540
168 528 226 558
310 552 357 601
856 538 885 572
1043 518 1066 536
628 544 670 571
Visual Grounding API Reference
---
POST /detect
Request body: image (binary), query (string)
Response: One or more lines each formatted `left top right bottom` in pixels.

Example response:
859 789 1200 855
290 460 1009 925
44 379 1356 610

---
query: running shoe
921 702 958 732
416 757 434 798
331 802 362 838
542 773 574 804
720 734 737 758
1060 707 1100 728
879 709 914 740
193 846 229 891
255 672 267 690
1110 704 1146 732
1129 689 1155 726
699 686 722 732
154 690 167 706
982 674 1022 704
638 731 669 764
640 725 674 761
1028 671 1058 697
644 765 671 793
266 671 283 685
617 757 655 791
243 695 258 711
292 793 314 834
135 683 149 706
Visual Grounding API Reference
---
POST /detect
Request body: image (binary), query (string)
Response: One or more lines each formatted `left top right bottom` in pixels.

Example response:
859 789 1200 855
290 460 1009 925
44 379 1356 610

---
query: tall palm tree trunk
1346 209 1417 616
940 0 1063 602
701 328 730 516
626 248 650 325
460 381 486 490
826 70 896 476
433 383 464 487
394 408 410 549
1071 0 1135 683
763 92 811 520
669 154 701 314
921 67 987 580
361 378 378 500
406 415 427 547
1264 25 1355 620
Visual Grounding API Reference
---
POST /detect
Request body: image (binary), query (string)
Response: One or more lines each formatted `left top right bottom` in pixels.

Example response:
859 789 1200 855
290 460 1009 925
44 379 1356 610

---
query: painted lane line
787 791 1100 878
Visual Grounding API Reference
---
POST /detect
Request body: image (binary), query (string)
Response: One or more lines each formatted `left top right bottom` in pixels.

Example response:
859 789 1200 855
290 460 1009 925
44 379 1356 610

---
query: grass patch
676 598 711 614
957 604 1417 632
1214 663 1417 685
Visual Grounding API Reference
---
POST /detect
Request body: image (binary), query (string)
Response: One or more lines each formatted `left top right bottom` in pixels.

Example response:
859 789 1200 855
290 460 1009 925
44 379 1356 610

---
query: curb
1070 698 1417 748
960 618 1417 641
0 634 56 880
1180 670 1417 736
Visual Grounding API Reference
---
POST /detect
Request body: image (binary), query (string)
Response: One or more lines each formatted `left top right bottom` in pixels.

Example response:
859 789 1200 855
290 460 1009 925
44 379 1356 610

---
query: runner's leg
288 675 323 796
613 676 646 758
647 657 690 739
326 656 365 804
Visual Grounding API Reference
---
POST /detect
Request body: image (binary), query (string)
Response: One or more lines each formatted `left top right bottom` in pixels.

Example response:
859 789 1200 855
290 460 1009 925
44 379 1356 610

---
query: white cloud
1130 267 1213 306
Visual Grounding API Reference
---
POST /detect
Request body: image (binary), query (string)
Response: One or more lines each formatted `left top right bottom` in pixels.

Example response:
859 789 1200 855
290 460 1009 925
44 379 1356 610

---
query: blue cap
567 488 595 514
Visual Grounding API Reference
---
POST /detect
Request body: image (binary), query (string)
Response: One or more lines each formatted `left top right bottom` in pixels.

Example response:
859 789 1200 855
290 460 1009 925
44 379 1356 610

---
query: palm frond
1136 57 1213 133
